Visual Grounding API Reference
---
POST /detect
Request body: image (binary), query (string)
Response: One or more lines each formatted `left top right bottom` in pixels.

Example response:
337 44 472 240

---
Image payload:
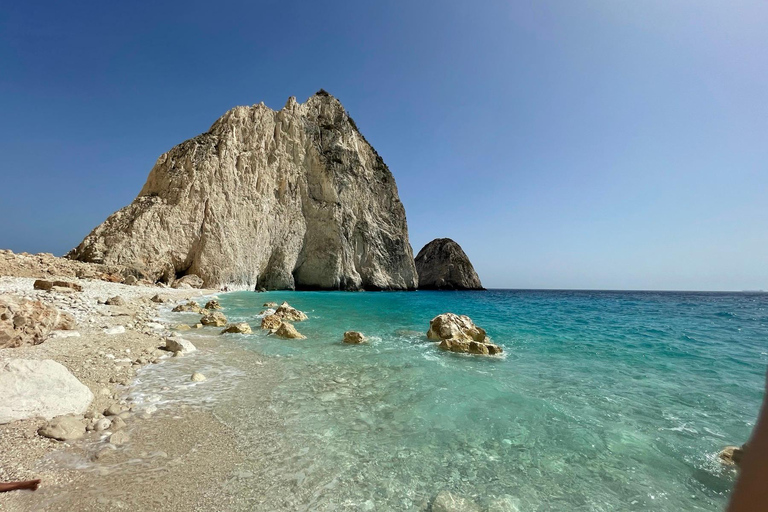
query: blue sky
1 1 766 290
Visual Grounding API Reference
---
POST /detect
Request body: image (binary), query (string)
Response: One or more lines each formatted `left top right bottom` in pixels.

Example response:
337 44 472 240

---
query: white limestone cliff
68 91 418 291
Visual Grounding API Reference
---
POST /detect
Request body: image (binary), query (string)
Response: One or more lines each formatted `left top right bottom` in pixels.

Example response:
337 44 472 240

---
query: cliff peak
68 94 418 291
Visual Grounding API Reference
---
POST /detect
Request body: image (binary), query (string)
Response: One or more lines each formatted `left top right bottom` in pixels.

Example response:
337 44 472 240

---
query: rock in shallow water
200 311 227 327
276 322 306 339
191 372 207 382
0 359 93 424
719 444 746 466
343 331 366 344
221 322 252 334
165 337 197 355
261 314 283 331
427 313 502 356
109 430 130 445
274 302 308 322
204 299 222 310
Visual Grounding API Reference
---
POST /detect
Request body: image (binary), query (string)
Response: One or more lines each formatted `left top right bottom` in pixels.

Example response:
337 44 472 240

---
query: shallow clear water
185 290 766 510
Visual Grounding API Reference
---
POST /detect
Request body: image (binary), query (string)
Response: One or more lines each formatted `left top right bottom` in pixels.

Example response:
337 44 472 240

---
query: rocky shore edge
0 249 224 508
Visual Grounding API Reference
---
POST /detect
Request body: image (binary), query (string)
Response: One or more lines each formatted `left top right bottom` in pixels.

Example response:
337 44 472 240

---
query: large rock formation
68 91 418 291
415 238 484 290
427 313 502 355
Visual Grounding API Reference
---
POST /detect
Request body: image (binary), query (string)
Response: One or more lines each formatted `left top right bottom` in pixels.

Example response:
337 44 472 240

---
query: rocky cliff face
414 238 484 290
68 91 418 291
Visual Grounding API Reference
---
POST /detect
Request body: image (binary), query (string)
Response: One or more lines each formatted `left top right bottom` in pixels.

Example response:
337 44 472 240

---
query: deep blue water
189 290 767 510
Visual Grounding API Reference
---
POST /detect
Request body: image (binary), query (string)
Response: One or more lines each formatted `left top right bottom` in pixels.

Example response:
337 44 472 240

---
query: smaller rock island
415 238 484 290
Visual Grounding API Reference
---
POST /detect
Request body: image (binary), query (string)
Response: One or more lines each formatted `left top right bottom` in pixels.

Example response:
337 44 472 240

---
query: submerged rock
109 430 130 445
276 322 306 339
343 331 366 344
200 311 227 327
431 490 482 512
438 338 503 355
427 313 502 356
415 238 484 290
221 322 252 334
0 359 94 424
67 91 418 291
191 372 207 382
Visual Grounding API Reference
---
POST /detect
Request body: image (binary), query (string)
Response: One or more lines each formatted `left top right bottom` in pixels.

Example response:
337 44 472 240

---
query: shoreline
0 251 250 510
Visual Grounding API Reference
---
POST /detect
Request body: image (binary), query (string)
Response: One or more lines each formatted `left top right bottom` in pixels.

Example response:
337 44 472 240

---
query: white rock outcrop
0 359 94 424
67 91 418 291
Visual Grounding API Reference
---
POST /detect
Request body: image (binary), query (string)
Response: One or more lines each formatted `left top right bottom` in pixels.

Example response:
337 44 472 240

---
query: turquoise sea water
188 290 766 510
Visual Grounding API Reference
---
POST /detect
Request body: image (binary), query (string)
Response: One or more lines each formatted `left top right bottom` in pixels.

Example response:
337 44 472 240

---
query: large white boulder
165 337 197 355
0 359 94 424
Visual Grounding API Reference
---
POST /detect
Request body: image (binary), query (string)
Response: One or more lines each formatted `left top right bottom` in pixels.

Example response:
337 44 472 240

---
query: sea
147 289 767 511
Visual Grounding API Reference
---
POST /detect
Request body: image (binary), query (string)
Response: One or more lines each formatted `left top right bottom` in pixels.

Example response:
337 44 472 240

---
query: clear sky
1 1 766 290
